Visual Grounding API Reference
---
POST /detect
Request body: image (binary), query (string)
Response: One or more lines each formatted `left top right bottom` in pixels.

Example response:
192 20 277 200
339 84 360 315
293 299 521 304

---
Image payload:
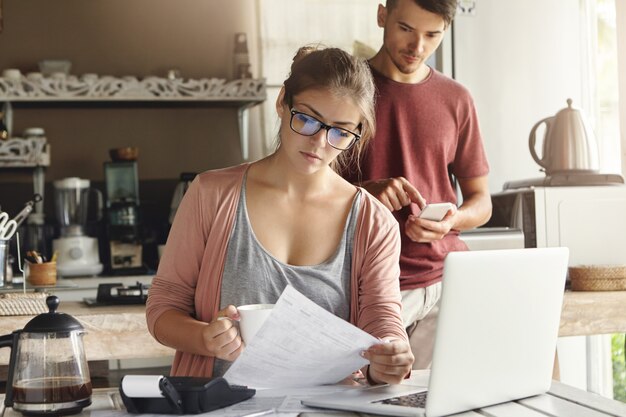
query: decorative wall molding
0 137 50 167
0 74 266 102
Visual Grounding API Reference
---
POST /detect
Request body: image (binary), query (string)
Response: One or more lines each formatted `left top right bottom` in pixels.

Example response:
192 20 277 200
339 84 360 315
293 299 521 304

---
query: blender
52 178 103 277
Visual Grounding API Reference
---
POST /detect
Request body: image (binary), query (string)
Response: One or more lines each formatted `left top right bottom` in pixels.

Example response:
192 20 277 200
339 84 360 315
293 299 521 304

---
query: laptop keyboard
374 391 428 408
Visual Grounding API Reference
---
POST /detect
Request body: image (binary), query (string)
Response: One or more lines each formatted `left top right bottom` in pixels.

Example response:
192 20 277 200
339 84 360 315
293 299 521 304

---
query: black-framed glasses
289 109 361 151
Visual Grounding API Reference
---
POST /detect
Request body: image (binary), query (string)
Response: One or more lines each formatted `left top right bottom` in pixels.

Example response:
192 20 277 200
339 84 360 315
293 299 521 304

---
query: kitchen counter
1 290 625 366
0 275 154 302
0 302 174 365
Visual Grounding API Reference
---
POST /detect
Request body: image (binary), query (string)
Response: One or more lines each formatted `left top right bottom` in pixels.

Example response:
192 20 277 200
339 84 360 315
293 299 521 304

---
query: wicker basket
568 265 626 291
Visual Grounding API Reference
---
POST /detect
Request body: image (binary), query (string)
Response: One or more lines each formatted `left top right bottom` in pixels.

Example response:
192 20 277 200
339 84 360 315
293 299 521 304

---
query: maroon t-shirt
344 67 489 290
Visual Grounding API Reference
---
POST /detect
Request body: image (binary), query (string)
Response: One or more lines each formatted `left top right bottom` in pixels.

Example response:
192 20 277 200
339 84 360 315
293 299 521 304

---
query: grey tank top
213 177 361 376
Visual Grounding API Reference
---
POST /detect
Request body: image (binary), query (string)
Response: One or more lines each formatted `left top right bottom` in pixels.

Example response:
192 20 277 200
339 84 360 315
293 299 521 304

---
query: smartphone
417 202 455 221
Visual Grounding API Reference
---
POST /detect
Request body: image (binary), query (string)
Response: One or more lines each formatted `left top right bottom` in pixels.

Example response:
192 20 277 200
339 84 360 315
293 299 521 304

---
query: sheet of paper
224 285 380 388
91 385 357 417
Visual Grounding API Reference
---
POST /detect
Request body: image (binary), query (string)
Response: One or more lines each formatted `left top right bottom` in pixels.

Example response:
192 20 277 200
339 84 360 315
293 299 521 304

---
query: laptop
303 247 569 417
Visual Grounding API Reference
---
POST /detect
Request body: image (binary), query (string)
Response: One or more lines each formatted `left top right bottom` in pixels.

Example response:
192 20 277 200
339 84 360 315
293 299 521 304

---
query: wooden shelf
0 75 265 102
0 74 267 159
0 137 50 168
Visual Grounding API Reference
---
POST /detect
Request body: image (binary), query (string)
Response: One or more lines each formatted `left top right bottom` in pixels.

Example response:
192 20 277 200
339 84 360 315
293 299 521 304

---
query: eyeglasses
289 109 361 151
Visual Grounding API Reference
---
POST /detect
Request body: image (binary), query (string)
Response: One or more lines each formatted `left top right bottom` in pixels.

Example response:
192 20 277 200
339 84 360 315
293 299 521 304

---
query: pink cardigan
146 163 407 377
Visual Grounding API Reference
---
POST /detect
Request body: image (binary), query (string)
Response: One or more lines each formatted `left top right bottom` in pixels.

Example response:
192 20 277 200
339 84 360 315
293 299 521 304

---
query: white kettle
529 98 599 175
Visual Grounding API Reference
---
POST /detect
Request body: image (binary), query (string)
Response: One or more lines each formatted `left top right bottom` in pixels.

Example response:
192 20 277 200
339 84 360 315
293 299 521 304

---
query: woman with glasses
146 46 414 385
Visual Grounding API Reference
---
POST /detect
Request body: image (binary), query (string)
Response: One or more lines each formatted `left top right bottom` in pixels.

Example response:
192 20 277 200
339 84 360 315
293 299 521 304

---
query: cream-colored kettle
529 98 599 175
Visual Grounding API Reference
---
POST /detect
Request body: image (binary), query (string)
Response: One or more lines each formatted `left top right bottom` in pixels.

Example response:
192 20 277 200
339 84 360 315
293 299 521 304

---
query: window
586 0 621 173
256 0 380 154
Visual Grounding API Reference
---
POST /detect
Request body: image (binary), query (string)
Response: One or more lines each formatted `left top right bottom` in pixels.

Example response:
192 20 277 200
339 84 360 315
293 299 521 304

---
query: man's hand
362 338 414 385
362 177 426 212
202 305 243 362
404 206 458 243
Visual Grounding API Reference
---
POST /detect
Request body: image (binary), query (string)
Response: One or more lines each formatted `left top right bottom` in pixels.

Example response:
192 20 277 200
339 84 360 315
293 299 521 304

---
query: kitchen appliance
489 185 626 262
502 98 624 190
83 281 149 306
0 295 92 416
104 161 144 274
529 98 599 175
52 177 103 277
169 172 196 224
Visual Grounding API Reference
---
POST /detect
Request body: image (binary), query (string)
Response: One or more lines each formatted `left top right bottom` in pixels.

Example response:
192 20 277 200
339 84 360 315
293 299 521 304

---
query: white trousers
401 281 442 370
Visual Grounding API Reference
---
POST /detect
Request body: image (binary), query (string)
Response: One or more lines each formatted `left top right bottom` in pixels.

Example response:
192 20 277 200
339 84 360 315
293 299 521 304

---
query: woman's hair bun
292 44 324 64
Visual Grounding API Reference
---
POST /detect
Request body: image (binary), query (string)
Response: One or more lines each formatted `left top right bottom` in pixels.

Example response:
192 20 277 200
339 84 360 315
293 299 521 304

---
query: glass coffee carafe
0 296 92 416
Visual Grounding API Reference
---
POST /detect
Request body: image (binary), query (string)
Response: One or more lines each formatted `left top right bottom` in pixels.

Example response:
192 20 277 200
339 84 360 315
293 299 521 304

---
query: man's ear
377 3 387 28
275 86 287 118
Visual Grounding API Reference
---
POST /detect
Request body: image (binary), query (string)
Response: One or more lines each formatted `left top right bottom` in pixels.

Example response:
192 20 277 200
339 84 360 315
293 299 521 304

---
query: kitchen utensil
38 60 72 76
11 194 43 230
26 261 57 286
109 146 139 162
0 295 92 415
0 212 18 240
529 98 600 175
2 69 22 80
0 240 11 287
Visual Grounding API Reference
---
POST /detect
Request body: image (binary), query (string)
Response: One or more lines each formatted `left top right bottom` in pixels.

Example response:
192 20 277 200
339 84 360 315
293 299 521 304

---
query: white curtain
256 0 382 153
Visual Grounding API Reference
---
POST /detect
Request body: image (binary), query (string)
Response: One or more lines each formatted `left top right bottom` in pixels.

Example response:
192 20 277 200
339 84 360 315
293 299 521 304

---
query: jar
23 127 45 139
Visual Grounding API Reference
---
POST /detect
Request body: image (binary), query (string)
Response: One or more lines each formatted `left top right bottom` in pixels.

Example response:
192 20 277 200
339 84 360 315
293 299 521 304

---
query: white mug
237 303 274 344
2 69 22 80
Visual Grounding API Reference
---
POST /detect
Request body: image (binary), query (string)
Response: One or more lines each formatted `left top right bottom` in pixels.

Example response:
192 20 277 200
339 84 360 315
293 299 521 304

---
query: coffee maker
104 161 144 274
1 296 92 415
52 178 103 277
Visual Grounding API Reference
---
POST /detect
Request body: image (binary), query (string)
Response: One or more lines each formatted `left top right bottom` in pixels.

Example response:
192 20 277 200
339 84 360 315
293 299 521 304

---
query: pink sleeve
145 178 209 339
354 194 408 343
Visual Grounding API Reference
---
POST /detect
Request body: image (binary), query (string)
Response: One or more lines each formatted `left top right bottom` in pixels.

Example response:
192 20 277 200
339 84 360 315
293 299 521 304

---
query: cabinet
0 74 266 161
491 185 626 398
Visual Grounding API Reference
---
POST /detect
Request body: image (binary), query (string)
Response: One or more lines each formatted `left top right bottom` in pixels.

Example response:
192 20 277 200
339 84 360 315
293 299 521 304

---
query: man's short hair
386 0 458 27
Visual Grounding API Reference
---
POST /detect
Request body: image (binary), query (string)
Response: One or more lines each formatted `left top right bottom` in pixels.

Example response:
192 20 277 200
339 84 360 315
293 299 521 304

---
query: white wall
452 0 584 192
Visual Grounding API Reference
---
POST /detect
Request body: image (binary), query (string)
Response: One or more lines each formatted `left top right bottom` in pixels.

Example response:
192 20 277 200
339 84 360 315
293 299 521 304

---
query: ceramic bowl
109 147 139 162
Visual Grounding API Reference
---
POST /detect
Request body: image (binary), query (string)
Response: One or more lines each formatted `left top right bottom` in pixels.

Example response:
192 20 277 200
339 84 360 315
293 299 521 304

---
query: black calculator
120 376 256 414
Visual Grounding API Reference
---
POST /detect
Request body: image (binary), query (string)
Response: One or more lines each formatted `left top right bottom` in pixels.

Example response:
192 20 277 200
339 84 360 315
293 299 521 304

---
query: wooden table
1 290 625 365
559 290 626 336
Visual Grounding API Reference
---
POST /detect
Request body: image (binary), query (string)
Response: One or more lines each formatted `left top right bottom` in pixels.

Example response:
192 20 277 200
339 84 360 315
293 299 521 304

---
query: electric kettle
0 296 92 416
528 98 600 175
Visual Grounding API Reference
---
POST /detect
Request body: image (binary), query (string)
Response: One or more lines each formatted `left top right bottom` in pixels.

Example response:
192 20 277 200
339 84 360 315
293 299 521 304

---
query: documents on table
224 285 381 388
92 384 353 416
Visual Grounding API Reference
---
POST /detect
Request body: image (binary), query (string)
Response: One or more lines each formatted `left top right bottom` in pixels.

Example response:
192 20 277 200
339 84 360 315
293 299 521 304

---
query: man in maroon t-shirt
343 0 492 368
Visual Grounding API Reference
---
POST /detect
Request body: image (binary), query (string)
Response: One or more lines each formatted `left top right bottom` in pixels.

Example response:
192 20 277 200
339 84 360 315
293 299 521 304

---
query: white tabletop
1 373 625 417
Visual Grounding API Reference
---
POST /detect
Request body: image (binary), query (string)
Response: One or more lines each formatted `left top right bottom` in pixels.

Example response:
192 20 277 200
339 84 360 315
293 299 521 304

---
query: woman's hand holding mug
203 305 242 361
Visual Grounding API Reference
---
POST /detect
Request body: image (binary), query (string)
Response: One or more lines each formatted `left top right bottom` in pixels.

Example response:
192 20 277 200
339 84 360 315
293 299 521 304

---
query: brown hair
280 45 376 173
386 0 457 27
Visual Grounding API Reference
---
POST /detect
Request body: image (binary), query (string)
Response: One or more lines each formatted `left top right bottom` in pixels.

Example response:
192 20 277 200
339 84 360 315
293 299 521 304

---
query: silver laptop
303 247 569 417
